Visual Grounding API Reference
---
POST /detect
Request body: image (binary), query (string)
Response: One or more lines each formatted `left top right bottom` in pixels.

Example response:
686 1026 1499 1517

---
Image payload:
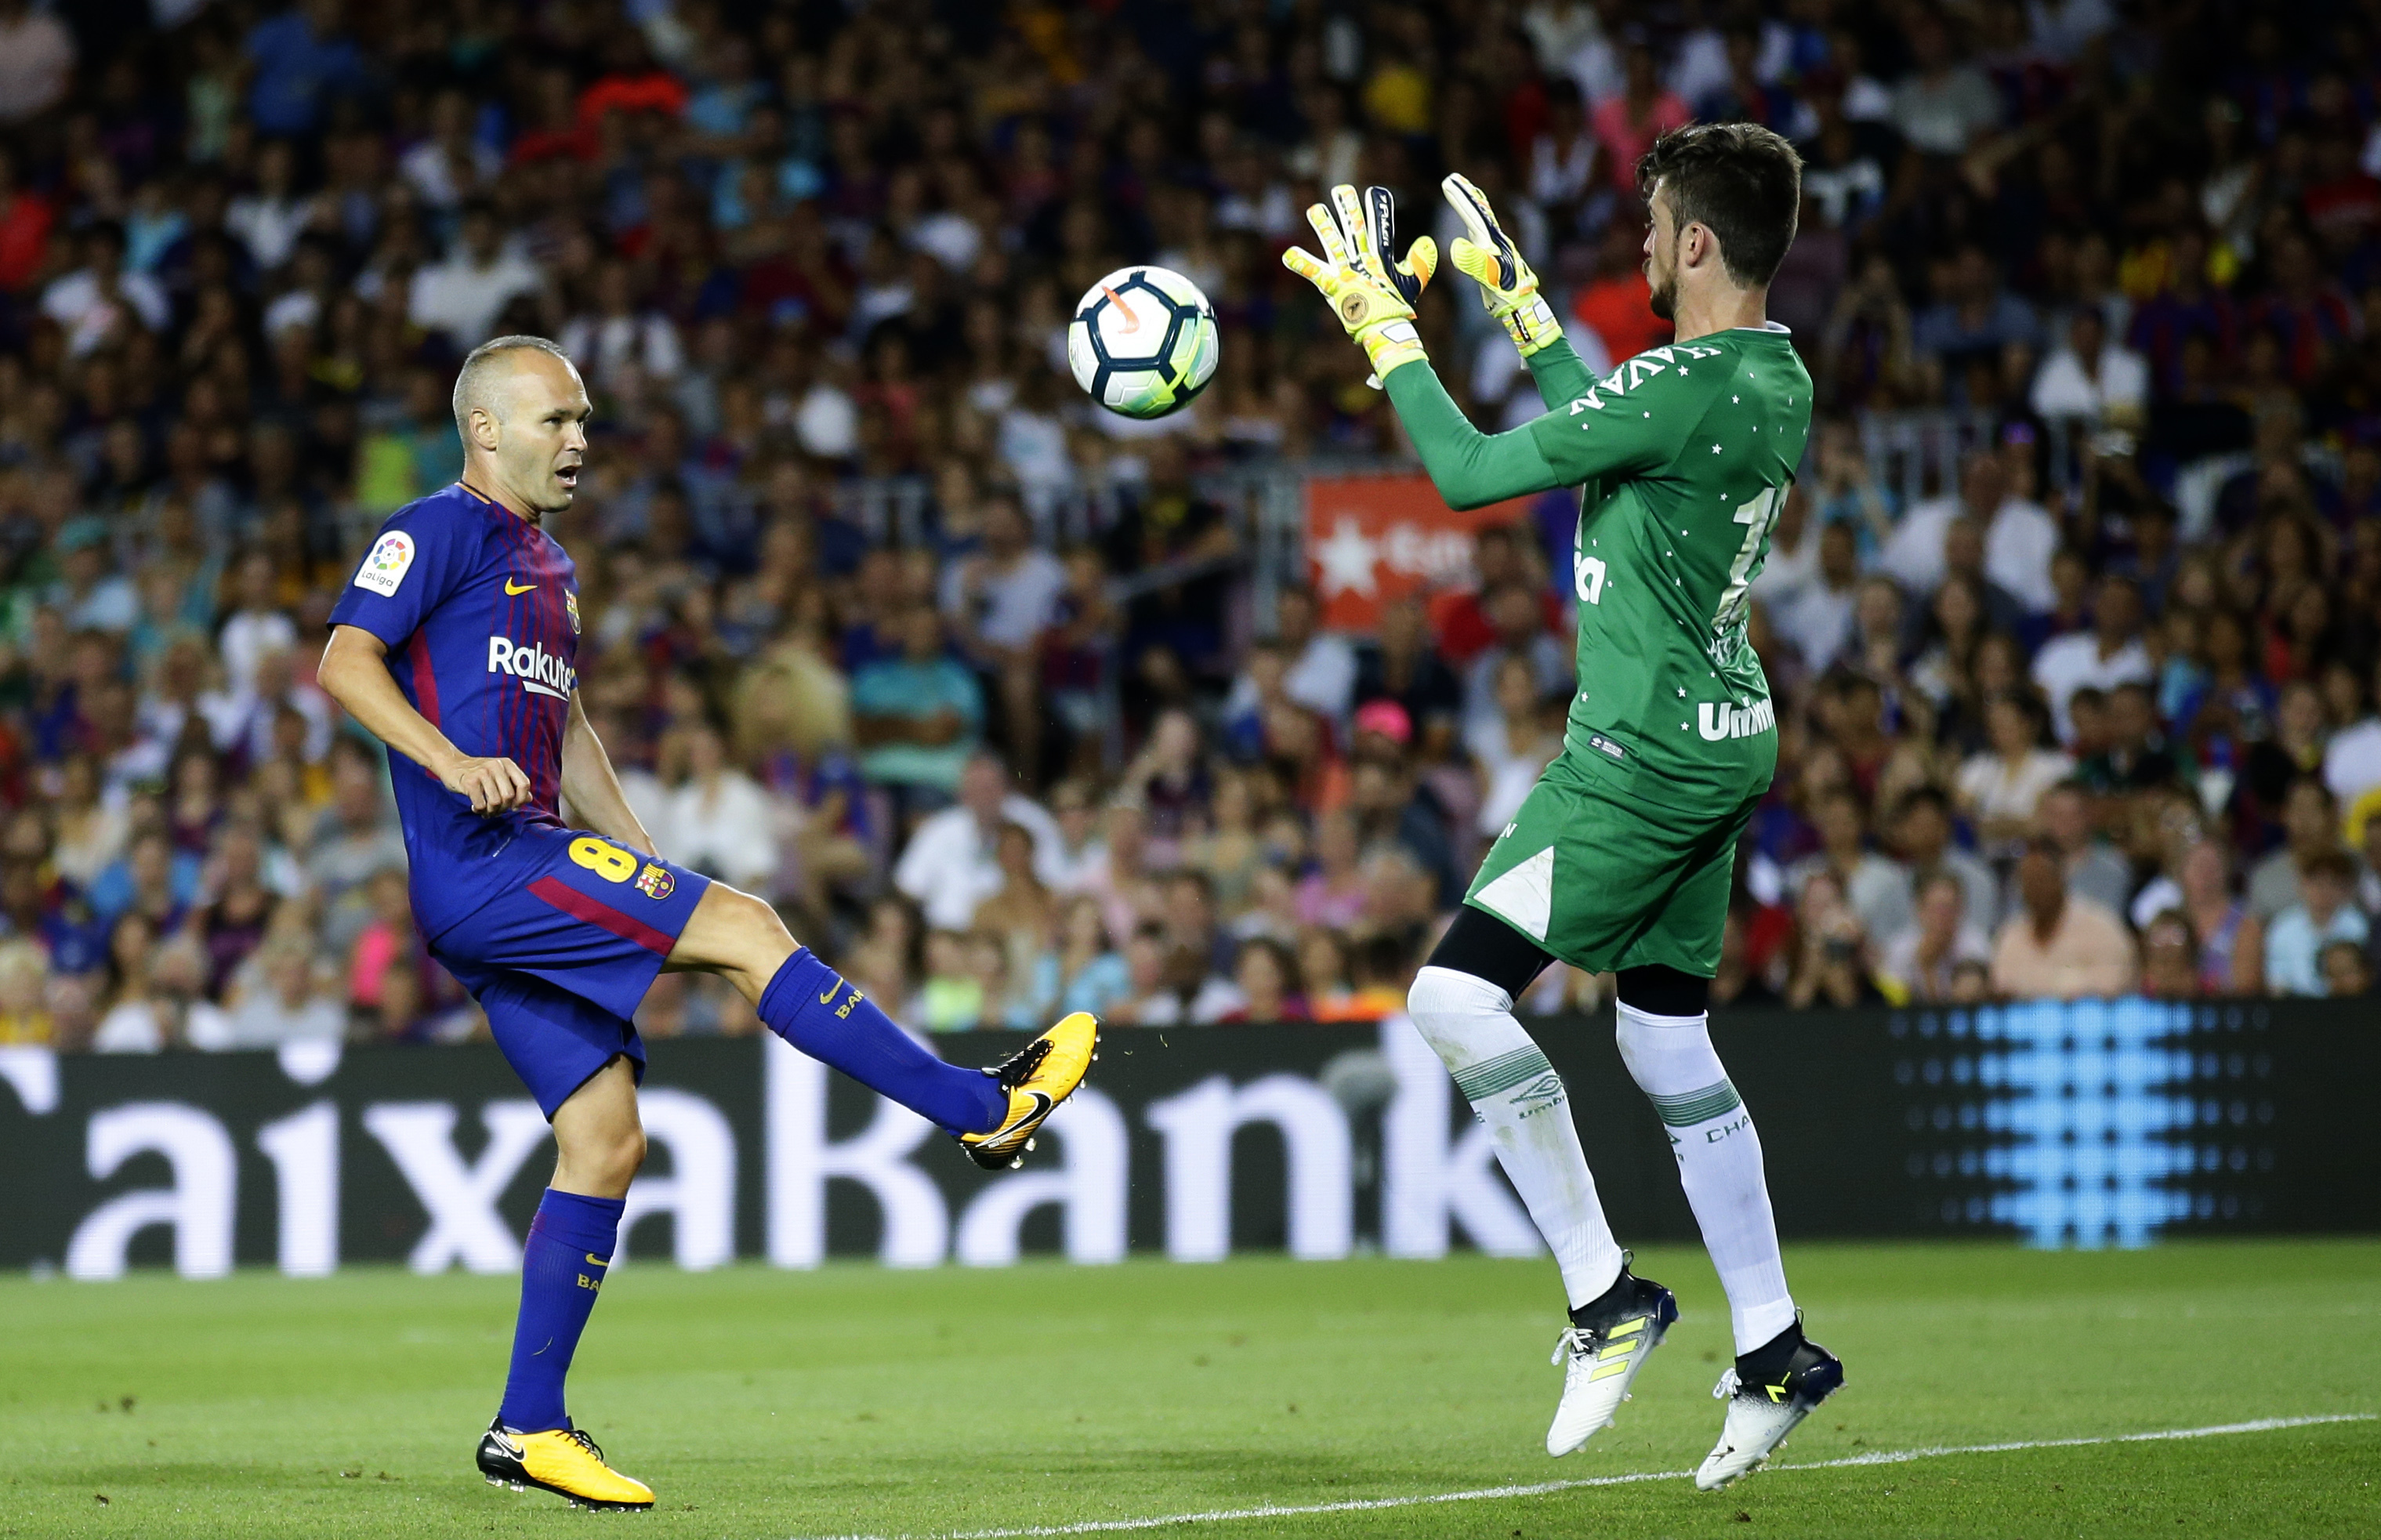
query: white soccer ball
1067 266 1219 420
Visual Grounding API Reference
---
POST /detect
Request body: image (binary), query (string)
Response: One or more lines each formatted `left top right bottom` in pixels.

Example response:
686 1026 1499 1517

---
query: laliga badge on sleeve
353 531 415 596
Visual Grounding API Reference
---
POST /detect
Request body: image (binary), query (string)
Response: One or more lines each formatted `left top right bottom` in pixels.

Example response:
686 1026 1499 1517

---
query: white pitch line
793 1412 2374 1540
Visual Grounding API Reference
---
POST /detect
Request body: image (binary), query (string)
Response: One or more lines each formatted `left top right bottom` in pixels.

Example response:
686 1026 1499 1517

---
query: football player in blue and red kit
317 336 1097 1510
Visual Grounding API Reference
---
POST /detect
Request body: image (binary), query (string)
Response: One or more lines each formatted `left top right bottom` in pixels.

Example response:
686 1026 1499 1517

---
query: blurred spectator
0 0 73 125
1467 654 1564 836
1775 520 1860 669
1229 585 1354 728
1882 448 2057 617
1956 694 2071 857
211 932 344 1049
1991 843 2139 1000
2319 938 2372 997
89 828 201 933
100 933 229 1053
1879 871 1992 1004
2033 575 2151 741
2138 910 2202 1001
2245 778 2347 921
1460 580 1571 742
560 260 684 390
1223 936 1305 1024
652 722 778 895
943 491 1064 783
245 0 367 136
408 202 542 350
1349 748 1460 908
2166 839 2264 998
2029 782 2136 919
42 223 169 359
853 606 984 805
1890 786 1999 933
1788 787 1913 946
1356 596 1463 758
346 867 419 1023
307 743 407 955
1050 894 1131 1020
973 821 1058 998
1298 810 1368 931
217 550 300 698
912 930 983 1034
2264 850 2368 997
1783 868 1879 1009
2031 308 2149 430
0 938 49 1044
1890 13 2001 155
893 752 1061 933
1570 205 1670 366
1121 708 1212 853
1591 42 1691 193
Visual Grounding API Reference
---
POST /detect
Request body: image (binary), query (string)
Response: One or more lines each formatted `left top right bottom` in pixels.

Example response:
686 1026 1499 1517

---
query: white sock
1615 1000 1796 1355
1408 966 1625 1310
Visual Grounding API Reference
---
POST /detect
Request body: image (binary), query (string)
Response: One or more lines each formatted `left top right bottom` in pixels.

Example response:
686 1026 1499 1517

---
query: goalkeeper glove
1441 172 1564 357
1283 183 1439 388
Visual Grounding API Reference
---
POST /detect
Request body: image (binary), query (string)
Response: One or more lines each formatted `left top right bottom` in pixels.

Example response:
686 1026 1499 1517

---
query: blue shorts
427 824 712 1118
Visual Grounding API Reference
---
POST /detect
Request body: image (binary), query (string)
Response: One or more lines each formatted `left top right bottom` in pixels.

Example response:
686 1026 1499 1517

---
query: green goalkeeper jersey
1385 327 1810 803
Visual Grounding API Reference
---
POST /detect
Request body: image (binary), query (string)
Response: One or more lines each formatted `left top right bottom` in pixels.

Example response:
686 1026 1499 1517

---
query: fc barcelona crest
564 589 582 634
635 862 675 900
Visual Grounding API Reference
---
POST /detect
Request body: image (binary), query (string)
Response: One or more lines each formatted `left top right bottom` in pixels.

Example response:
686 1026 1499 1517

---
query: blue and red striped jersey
328 481 582 936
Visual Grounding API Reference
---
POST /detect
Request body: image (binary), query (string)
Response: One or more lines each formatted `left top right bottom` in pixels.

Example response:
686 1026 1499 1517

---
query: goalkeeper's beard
1647 255 1678 321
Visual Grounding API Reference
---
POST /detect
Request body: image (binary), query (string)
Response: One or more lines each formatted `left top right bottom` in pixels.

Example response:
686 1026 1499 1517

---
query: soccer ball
1067 266 1219 420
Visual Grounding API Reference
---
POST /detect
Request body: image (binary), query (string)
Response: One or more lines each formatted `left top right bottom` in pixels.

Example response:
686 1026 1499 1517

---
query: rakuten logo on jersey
487 636 576 700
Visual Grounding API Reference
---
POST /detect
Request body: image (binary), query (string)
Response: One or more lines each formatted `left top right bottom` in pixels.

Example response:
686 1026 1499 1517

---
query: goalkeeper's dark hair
1636 121 1804 288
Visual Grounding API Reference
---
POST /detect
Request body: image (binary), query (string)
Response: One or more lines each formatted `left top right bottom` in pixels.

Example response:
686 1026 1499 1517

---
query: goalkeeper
1282 123 1843 1491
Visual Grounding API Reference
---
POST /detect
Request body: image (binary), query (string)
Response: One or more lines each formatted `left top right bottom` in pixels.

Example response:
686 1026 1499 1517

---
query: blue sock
758 948 1006 1134
498 1189 625 1433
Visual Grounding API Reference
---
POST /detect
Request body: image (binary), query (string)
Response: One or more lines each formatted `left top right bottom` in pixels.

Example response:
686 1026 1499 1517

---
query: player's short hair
1636 121 1804 288
451 335 577 433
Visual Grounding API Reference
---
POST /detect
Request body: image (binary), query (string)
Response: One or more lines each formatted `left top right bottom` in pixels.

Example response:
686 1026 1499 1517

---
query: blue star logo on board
564 590 581 635
635 863 674 900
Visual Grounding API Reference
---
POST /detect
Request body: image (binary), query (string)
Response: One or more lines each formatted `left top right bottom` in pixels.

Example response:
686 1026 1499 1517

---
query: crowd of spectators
2 0 2379 1053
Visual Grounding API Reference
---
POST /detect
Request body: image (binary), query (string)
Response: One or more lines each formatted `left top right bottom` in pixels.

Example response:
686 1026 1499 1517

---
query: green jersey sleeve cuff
1383 361 1565 510
1523 336 1595 410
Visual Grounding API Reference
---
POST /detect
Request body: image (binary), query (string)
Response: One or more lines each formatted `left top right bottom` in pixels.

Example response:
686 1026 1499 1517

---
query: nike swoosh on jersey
818 983 841 1005
504 578 536 595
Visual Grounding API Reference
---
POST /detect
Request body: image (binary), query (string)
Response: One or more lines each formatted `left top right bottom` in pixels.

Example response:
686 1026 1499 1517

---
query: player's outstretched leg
1410 910 1659 1458
669 886 1095 1161
481 1057 654 1510
1613 967 1843 1486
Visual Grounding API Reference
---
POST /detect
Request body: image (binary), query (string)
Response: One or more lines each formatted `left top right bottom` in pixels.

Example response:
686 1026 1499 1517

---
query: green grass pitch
2 1240 2376 1538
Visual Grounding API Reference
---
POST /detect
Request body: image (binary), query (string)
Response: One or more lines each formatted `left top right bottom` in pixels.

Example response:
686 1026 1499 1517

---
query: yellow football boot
476 1419 654 1510
959 1011 1100 1169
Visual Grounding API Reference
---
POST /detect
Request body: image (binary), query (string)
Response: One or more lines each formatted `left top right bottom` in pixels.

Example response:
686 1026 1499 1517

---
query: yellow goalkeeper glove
1441 172 1564 357
1283 184 1439 387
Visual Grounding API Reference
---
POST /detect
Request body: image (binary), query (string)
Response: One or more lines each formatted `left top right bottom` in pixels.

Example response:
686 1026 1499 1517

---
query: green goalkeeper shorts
1463 748 1763 977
